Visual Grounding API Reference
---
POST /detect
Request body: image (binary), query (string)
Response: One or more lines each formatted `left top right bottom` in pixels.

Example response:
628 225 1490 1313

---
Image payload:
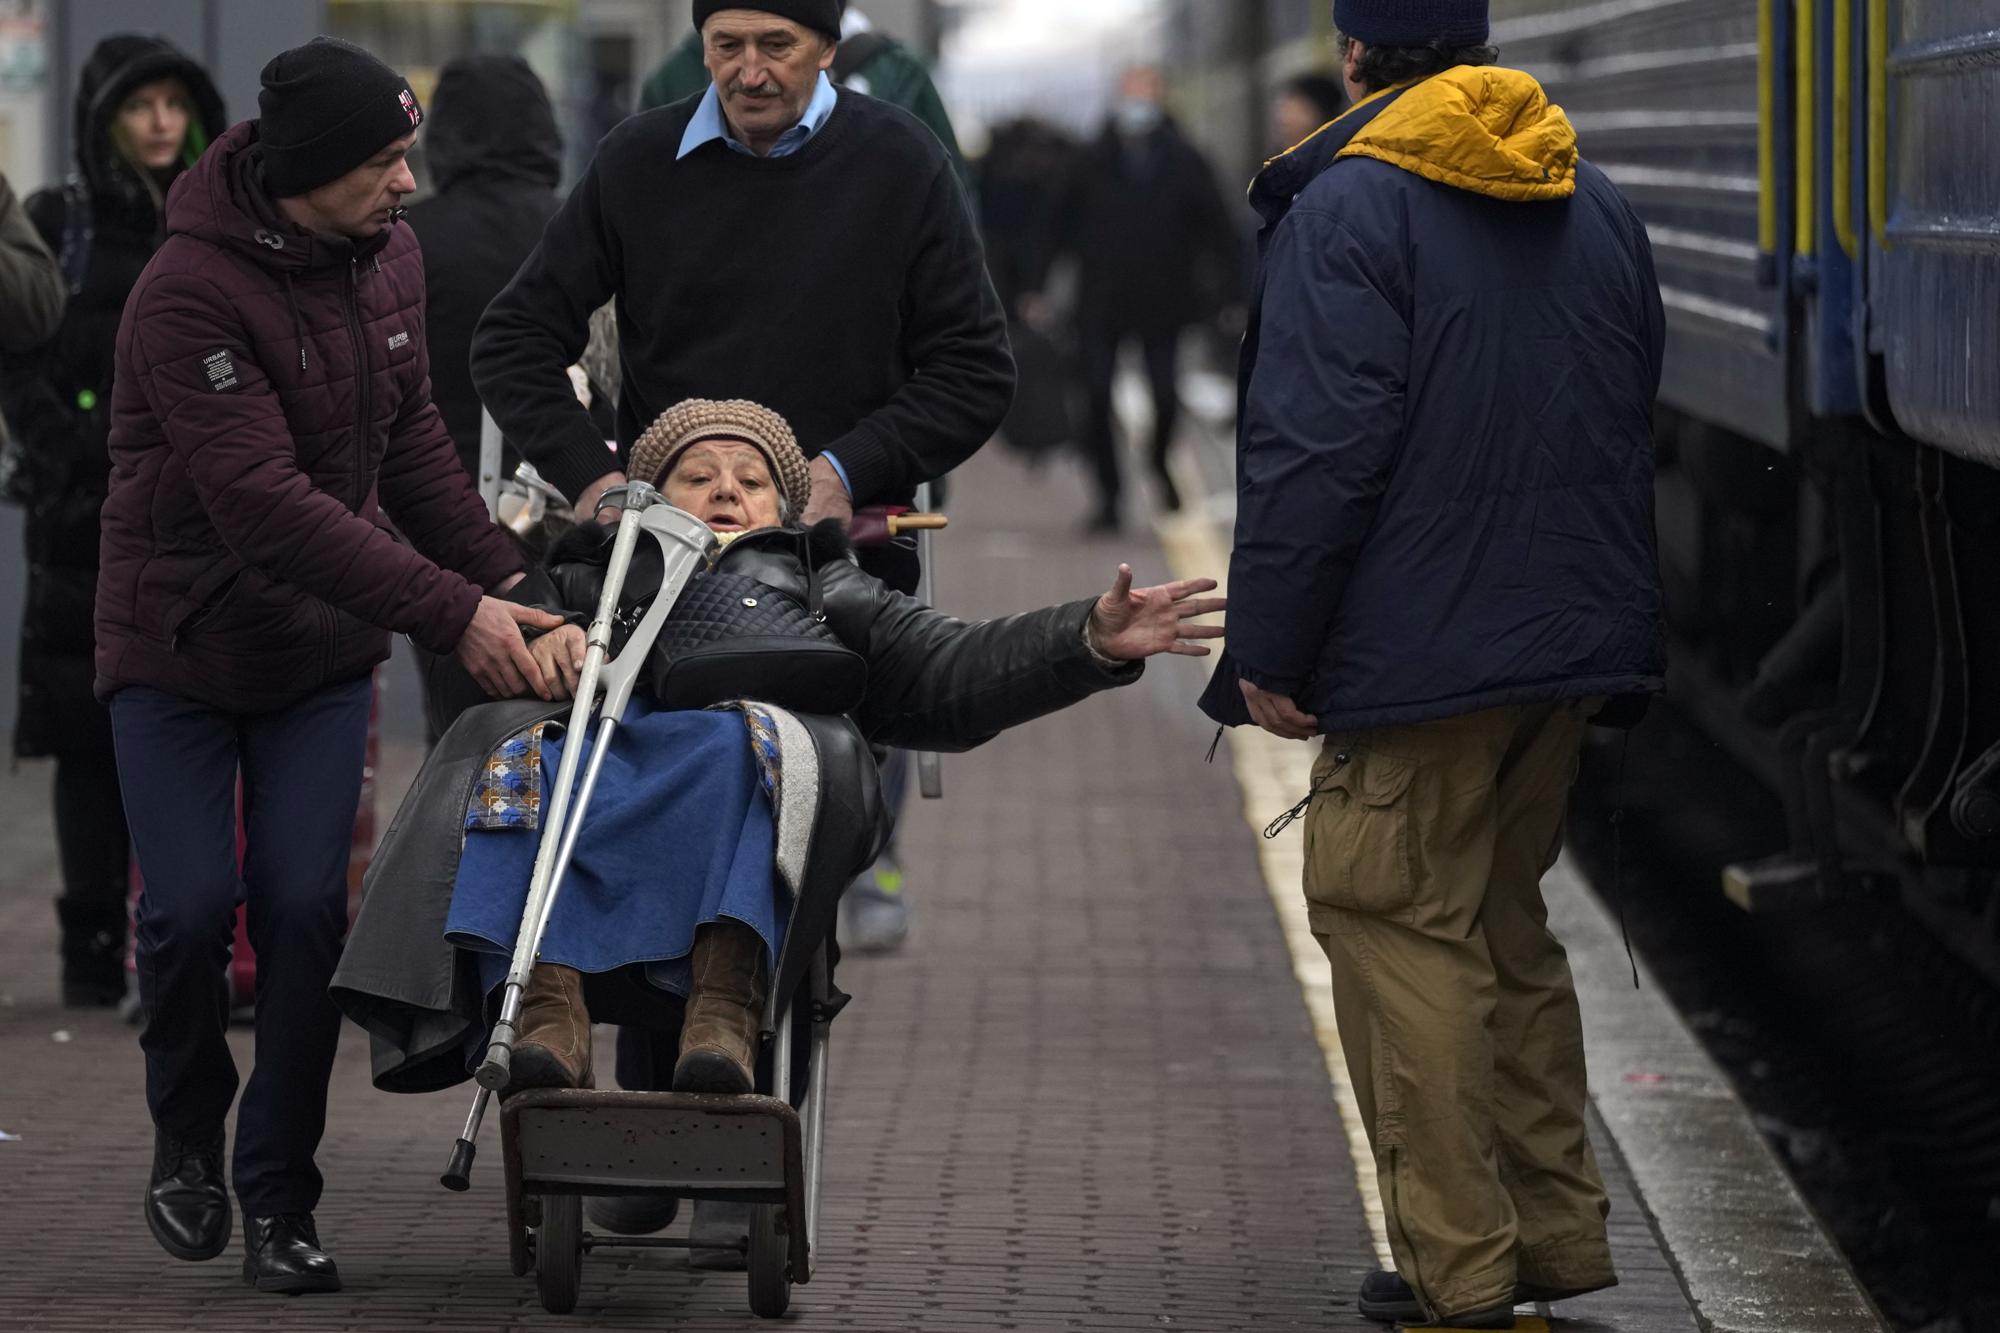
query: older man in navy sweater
473 0 1010 585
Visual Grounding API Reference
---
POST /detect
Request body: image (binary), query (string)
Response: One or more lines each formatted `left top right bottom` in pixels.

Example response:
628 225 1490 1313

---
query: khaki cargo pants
1303 699 1616 1321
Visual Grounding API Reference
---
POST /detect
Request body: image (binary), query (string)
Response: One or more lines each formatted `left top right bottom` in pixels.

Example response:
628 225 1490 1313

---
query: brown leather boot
673 921 765 1094
507 963 593 1092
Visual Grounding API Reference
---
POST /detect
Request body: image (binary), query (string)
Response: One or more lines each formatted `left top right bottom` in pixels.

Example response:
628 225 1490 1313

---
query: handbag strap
802 532 828 623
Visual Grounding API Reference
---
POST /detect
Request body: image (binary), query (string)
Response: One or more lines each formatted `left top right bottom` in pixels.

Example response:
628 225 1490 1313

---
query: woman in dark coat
0 36 225 1006
403 54 563 477
333 397 1225 1101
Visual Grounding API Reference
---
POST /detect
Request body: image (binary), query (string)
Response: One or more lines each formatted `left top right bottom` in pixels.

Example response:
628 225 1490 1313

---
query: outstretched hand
1087 565 1226 661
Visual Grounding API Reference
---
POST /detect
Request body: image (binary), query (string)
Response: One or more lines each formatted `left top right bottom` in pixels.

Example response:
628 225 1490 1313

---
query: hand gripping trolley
437 484 834 1318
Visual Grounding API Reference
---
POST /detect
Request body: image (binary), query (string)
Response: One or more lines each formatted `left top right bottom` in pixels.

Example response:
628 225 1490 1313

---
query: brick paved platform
0 446 1701 1330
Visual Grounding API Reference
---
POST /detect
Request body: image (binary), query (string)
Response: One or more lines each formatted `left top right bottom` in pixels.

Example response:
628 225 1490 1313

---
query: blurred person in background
405 54 563 479
978 116 1078 319
473 0 1011 1258
0 35 224 1009
1272 71 1347 152
100 37 551 1293
0 169 65 351
1029 65 1240 534
640 0 967 184
980 118 1084 472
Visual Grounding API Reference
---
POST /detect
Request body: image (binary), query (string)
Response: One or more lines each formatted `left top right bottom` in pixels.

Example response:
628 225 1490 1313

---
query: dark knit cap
692 0 843 41
1333 0 1489 47
257 37 423 198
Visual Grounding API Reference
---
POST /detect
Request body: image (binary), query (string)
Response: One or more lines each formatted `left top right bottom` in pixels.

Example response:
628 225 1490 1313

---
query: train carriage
1495 0 2000 982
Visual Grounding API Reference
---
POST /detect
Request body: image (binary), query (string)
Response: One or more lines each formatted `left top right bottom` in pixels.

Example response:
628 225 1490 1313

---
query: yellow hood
1338 66 1577 201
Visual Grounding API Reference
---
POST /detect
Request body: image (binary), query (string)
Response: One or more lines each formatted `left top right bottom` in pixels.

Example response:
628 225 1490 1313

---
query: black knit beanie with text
258 37 423 198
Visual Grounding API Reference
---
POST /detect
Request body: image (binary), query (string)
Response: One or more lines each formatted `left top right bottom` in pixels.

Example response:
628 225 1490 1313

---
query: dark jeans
1078 317 1183 516
111 676 371 1215
54 752 130 910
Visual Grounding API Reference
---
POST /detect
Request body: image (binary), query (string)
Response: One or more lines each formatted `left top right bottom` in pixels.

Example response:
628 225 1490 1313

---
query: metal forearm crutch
478 408 504 519
442 485 717 1190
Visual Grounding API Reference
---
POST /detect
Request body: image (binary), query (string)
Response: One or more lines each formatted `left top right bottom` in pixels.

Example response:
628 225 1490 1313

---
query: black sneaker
1359 1270 1422 1323
146 1132 230 1261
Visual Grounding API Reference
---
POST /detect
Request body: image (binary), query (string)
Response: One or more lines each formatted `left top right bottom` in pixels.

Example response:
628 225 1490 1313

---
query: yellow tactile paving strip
1153 500 1395 1269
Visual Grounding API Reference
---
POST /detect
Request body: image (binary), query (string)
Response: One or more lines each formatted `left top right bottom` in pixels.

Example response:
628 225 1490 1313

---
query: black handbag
640 565 868 716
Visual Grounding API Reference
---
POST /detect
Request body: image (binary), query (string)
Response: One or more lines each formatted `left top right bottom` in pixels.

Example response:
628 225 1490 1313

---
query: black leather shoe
146 1132 230 1261
242 1214 341 1294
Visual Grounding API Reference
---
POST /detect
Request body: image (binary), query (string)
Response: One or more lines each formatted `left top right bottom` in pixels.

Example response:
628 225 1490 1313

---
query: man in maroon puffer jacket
96 37 562 1295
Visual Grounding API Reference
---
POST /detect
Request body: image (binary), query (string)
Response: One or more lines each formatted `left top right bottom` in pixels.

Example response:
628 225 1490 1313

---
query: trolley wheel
536 1194 583 1315
746 1203 791 1318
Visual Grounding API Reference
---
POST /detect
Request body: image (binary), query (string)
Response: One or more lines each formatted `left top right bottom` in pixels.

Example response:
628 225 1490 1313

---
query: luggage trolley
439 478 944 1317
495 945 834 1318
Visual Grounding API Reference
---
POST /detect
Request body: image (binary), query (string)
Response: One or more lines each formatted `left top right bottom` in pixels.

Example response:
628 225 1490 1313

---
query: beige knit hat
628 398 813 517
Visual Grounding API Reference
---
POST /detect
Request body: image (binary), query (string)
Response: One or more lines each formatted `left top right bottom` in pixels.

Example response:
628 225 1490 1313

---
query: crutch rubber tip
475 1048 513 1091
441 1138 477 1192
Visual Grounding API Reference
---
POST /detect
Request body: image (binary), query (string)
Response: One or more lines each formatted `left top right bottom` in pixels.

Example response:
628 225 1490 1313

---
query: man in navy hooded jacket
1199 2 1665 1327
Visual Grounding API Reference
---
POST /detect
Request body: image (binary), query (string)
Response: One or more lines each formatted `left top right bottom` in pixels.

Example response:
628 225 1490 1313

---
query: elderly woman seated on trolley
344 398 1224 1101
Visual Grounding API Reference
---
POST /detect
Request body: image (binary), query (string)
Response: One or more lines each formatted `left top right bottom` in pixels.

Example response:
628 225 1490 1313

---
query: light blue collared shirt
677 71 839 162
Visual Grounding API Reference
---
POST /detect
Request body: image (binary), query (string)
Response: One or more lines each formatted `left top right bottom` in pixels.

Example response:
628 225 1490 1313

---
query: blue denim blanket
443 703 784 998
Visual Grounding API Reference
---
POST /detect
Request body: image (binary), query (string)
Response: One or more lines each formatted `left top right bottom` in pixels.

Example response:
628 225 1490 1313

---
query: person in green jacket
0 170 65 352
639 2 969 189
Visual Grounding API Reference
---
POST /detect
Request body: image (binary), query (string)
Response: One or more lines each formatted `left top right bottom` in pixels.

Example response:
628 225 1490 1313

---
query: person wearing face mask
97 36 551 1294
0 35 224 1011
1026 65 1242 534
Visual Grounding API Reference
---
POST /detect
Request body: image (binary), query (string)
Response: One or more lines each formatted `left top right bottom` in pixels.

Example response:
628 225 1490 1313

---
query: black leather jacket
521 518 1141 752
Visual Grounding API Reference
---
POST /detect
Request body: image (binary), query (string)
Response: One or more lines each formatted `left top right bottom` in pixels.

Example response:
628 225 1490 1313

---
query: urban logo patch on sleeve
202 350 239 392
387 331 410 351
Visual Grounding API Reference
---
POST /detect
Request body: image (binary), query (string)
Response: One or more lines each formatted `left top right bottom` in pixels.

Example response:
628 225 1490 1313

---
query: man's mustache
728 80 783 99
